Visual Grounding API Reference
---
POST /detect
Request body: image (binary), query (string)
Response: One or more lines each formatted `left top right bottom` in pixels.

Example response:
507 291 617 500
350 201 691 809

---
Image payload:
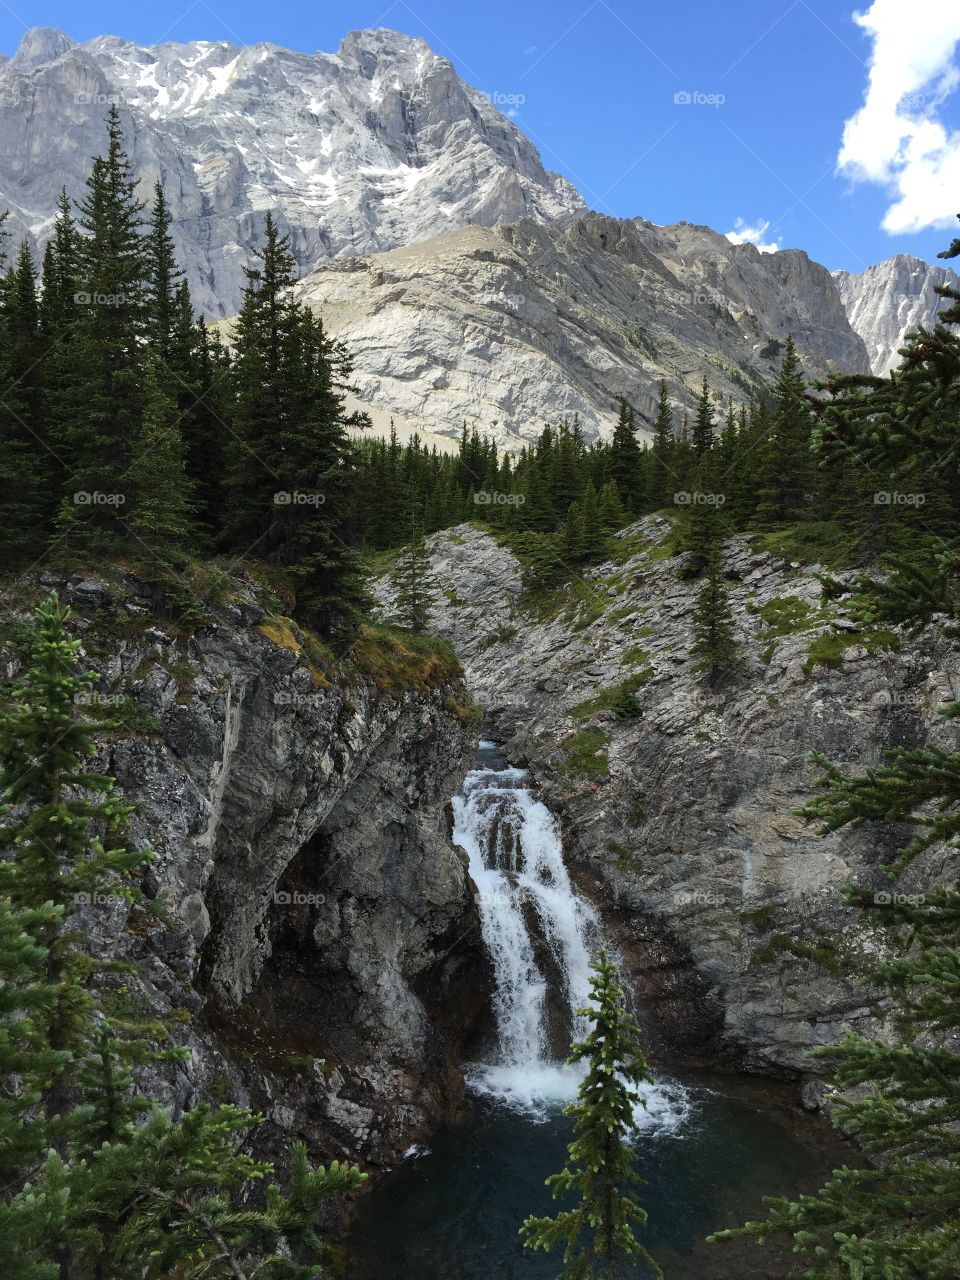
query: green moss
751 932 841 972
570 670 652 721
477 624 519 650
350 623 462 694
756 596 817 636
739 906 776 930
803 627 900 675
561 729 610 778
754 521 863 570
622 645 651 667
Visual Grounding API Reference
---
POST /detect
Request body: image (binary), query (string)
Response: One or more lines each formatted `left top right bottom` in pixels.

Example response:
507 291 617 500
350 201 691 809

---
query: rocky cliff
834 253 959 375
375 521 958 1093
300 213 870 448
0 26 582 317
0 569 485 1169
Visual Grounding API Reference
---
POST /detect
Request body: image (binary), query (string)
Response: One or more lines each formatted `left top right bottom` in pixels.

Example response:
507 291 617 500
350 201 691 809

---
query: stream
349 742 851 1278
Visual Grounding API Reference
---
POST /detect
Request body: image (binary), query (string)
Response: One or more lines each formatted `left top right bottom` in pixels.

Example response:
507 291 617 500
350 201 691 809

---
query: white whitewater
453 741 690 1131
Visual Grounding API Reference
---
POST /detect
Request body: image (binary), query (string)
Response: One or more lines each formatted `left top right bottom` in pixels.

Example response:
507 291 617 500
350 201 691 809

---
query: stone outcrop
375 521 959 1088
299 213 869 448
834 253 959 375
0 571 485 1168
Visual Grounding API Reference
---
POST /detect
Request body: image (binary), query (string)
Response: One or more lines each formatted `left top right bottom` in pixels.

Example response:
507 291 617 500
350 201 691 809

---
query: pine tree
389 510 437 632
0 225 50 561
51 108 148 551
752 337 813 528
143 180 181 361
691 548 739 684
608 399 643 513
690 378 715 459
647 381 675 511
225 215 368 634
124 360 197 563
521 950 661 1280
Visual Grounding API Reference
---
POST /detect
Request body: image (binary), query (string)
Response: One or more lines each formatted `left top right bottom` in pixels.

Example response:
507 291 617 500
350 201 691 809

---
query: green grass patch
561 728 610 778
570 670 652 721
803 627 900 675
754 521 863 570
750 932 841 973
350 623 462 694
755 596 818 636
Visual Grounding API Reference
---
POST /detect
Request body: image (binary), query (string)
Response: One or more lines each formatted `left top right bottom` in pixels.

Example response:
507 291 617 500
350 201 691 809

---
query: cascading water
453 741 688 1130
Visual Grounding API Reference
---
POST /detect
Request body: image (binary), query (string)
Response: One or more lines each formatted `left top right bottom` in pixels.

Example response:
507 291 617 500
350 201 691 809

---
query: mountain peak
9 27 76 71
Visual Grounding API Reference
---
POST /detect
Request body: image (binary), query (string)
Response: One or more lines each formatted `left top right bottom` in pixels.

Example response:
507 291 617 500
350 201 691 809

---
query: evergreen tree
389 510 437 632
521 950 661 1280
143 180 181 361
0 226 50 561
124 361 196 563
690 378 715 459
608 399 643 513
225 215 368 634
752 337 813 527
647 381 675 511
691 548 739 684
51 108 148 551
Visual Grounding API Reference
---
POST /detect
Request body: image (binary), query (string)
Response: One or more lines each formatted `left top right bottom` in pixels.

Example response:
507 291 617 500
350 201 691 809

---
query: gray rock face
834 253 959 375
0 25 582 317
2 572 484 1166
300 213 870 448
375 522 958 1083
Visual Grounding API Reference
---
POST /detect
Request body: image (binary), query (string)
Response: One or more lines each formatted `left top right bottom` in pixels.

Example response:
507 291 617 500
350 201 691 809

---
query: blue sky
3 0 959 272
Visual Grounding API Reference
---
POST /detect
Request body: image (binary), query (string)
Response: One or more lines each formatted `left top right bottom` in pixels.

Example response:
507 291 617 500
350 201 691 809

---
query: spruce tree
389 510 437 632
690 378 715 459
51 108 147 551
521 950 661 1280
608 399 643 513
752 337 813 528
647 381 675 511
124 361 197 563
0 225 50 561
691 547 739 684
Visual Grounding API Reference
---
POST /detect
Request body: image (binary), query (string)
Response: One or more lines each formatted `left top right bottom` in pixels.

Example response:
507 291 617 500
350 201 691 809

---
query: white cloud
724 217 781 253
838 0 960 233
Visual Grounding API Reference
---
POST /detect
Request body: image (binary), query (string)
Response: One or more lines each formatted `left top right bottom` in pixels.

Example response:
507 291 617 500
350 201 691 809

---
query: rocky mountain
300 212 870 447
0 26 582 316
834 253 959 375
376 521 958 1085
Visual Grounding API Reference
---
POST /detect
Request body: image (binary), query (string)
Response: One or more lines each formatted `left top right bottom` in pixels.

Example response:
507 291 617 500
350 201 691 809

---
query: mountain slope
834 253 959 375
0 26 583 316
299 211 870 446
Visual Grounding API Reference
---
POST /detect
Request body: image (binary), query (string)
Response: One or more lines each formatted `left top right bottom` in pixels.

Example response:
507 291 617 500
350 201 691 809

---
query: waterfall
453 741 690 1131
